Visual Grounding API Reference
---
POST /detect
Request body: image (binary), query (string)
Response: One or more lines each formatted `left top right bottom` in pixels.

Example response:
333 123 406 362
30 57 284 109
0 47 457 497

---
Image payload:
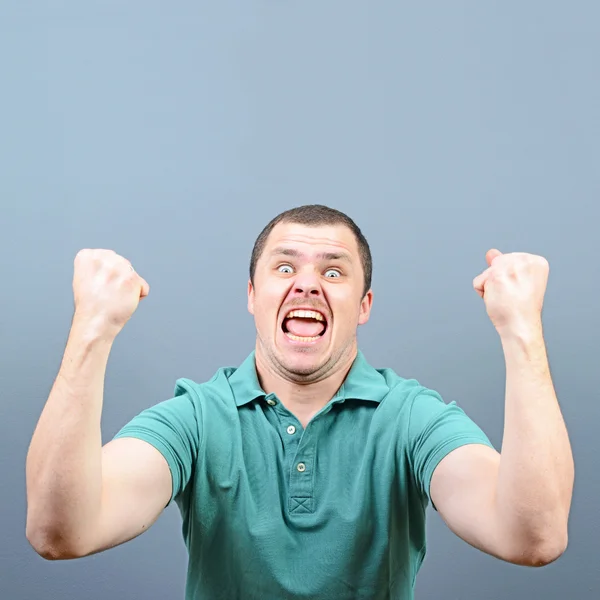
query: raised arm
430 249 573 567
26 249 171 560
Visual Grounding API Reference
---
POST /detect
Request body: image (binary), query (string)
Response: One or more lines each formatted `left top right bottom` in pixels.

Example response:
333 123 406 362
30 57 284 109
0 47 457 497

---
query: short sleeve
112 389 201 505
408 390 495 508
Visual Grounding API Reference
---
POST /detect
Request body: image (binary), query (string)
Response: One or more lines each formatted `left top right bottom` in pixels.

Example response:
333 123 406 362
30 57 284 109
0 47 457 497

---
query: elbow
26 520 84 561
518 533 569 568
26 530 63 561
28 542 66 561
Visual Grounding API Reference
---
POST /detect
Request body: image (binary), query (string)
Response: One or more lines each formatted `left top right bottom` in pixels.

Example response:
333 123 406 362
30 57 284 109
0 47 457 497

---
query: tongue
285 318 325 337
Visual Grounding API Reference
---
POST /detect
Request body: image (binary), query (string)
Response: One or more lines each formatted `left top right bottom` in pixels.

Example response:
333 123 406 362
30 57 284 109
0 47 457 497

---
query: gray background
1 1 598 599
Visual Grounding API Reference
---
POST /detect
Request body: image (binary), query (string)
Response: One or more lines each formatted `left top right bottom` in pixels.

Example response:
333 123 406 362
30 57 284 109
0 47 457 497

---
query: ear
358 290 373 326
247 279 255 315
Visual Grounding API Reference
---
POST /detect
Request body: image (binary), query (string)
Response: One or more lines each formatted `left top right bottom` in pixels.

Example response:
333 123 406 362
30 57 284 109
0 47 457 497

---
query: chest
194 400 410 521
180 400 423 599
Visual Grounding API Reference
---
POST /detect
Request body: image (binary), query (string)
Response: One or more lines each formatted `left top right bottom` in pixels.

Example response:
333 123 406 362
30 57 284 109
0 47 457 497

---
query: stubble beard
256 333 357 384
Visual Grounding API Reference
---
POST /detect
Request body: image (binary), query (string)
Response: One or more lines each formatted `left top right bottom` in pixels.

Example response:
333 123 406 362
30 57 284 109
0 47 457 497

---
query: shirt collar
228 350 389 407
228 351 266 407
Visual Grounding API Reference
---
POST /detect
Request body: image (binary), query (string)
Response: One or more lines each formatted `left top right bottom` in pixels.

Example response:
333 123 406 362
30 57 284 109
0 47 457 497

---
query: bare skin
431 251 573 566
248 222 372 425
25 250 172 559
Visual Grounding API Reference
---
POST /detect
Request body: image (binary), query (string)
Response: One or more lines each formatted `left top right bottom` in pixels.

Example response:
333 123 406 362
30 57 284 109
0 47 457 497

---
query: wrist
497 317 543 342
71 312 119 345
498 319 546 361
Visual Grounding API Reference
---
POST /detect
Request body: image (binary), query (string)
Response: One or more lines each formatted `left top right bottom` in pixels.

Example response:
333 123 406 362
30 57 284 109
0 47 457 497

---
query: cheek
253 286 282 325
329 292 363 327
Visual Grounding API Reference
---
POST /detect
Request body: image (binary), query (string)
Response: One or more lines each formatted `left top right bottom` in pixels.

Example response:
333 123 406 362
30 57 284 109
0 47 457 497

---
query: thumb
138 277 150 299
473 267 492 298
486 248 503 267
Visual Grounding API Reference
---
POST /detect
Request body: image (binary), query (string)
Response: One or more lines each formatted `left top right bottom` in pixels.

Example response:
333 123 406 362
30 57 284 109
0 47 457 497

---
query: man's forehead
265 222 358 255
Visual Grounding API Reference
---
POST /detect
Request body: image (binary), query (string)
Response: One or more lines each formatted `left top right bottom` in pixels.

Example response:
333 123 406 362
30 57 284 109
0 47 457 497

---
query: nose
292 270 321 297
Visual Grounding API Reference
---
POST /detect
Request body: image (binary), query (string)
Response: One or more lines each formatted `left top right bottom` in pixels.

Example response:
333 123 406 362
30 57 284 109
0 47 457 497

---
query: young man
26 205 573 599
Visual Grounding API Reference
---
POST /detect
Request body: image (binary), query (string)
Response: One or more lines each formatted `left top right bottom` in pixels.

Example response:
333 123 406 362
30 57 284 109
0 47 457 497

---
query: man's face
248 222 373 381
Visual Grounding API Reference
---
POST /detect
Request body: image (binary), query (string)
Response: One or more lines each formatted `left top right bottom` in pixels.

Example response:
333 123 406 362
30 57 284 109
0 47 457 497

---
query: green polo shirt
114 350 494 599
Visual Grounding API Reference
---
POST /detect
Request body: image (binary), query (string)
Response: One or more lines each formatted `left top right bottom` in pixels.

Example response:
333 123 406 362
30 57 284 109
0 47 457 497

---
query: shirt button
287 425 296 435
266 398 277 406
297 462 306 472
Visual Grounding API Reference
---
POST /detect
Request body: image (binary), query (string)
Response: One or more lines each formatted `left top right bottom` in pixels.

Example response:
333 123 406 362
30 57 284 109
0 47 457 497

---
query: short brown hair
250 204 372 297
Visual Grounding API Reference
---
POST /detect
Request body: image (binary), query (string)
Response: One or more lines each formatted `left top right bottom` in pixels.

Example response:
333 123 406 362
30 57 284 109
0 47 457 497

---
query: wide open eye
324 269 341 278
278 264 294 274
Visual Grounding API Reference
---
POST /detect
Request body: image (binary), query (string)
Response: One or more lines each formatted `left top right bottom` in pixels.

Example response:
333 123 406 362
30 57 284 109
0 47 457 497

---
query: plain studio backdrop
1 2 598 599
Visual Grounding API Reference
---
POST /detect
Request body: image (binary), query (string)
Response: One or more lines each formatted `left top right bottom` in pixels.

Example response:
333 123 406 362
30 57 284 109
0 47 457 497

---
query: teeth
285 332 321 342
286 309 324 321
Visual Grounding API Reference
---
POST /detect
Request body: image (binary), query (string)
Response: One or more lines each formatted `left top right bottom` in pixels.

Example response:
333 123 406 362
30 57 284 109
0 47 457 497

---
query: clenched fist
72 249 150 338
473 248 549 337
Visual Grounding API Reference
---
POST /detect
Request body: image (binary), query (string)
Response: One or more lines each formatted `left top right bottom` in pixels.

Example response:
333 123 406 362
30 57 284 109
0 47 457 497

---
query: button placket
288 421 317 514
283 419 302 471
267 399 303 468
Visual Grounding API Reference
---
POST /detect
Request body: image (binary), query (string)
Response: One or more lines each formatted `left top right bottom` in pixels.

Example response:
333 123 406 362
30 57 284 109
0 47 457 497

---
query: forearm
495 321 574 555
26 316 114 558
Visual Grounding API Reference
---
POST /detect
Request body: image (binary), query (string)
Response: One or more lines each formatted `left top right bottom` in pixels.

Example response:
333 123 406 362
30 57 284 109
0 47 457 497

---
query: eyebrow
270 247 353 263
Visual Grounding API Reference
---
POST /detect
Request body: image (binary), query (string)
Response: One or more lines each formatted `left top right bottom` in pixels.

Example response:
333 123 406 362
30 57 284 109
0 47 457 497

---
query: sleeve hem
423 435 495 509
113 427 180 505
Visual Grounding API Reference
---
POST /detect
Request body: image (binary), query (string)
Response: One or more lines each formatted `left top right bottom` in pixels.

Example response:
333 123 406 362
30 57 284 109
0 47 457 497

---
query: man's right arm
25 249 166 560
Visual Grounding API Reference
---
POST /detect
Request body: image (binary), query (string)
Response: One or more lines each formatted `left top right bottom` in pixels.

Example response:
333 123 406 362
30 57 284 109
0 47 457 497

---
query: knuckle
75 248 91 262
120 258 133 273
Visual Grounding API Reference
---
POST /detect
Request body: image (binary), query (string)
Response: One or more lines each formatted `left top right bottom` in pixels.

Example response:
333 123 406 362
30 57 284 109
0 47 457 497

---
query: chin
278 350 327 378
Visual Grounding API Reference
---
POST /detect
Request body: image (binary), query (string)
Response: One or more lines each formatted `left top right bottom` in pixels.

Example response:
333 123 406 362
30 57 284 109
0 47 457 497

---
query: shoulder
360 363 449 437
173 367 232 396
171 365 239 410
367 362 475 442
371 364 440 411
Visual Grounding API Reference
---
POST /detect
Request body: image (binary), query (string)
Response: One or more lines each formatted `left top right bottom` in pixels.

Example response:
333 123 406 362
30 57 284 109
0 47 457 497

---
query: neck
254 345 357 425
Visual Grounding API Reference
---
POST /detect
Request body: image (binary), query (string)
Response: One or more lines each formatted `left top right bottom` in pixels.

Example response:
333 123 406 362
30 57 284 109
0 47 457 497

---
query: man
26 205 573 599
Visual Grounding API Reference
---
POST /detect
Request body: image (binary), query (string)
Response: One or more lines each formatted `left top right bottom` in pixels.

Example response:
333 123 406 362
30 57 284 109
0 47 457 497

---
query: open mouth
282 309 328 343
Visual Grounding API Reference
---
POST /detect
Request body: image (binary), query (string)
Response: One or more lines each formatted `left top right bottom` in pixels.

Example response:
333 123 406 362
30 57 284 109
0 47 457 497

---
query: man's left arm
430 249 574 567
